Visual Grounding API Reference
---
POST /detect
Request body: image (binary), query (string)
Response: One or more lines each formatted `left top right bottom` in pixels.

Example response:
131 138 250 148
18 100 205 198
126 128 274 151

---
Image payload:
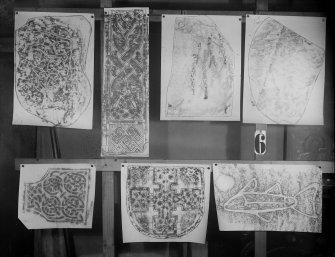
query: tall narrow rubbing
102 8 149 157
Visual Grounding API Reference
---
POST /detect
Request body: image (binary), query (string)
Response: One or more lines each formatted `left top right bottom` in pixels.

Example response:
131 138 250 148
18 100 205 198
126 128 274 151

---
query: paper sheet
161 15 241 121
121 163 211 243
243 15 326 125
13 12 95 129
18 164 96 229
213 163 322 232
101 8 149 157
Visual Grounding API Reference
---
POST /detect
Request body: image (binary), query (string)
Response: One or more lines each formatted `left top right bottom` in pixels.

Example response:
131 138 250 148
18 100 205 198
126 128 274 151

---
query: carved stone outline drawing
18 164 96 229
243 15 326 125
161 15 241 121
13 12 95 129
101 8 149 157
224 178 319 222
213 163 322 232
121 163 211 243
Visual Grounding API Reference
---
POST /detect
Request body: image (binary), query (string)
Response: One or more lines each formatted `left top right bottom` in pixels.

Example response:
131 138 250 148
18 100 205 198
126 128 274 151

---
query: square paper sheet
243 15 326 125
161 15 241 121
121 163 211 243
18 164 96 229
213 163 322 232
13 12 95 129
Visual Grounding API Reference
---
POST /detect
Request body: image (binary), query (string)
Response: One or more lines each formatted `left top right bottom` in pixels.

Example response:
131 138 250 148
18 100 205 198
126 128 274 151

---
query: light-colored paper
121 163 211 243
13 12 95 129
18 164 96 229
161 15 241 121
243 15 326 125
213 163 322 232
101 8 149 157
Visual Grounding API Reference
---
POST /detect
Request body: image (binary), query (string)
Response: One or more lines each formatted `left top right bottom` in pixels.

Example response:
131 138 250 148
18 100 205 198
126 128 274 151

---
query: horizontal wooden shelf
15 158 334 173
13 8 325 21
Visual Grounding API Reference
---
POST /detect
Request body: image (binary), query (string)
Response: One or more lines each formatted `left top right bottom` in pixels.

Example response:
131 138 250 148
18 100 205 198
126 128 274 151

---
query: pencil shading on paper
213 163 322 232
18 164 96 229
13 12 95 129
161 15 241 121
101 8 149 157
243 15 326 125
121 163 211 243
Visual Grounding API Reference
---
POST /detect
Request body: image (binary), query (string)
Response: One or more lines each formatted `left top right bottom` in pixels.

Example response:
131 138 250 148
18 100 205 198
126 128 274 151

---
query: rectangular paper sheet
101 8 149 157
161 15 241 121
121 163 211 243
213 163 322 232
18 164 96 229
13 12 95 129
243 15 326 125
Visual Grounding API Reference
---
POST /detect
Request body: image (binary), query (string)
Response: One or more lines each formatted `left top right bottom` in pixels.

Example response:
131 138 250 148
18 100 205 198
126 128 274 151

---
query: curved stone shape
24 168 91 224
166 16 235 118
15 15 92 127
126 165 205 239
248 18 325 124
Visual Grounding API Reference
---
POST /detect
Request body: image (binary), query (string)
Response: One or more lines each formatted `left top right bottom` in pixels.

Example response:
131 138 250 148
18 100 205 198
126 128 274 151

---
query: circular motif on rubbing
64 173 86 194
41 196 61 217
62 196 84 220
42 176 62 195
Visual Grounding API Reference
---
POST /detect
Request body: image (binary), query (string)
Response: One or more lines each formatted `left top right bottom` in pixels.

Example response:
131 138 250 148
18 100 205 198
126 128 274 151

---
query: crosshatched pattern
102 8 149 157
121 164 210 243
